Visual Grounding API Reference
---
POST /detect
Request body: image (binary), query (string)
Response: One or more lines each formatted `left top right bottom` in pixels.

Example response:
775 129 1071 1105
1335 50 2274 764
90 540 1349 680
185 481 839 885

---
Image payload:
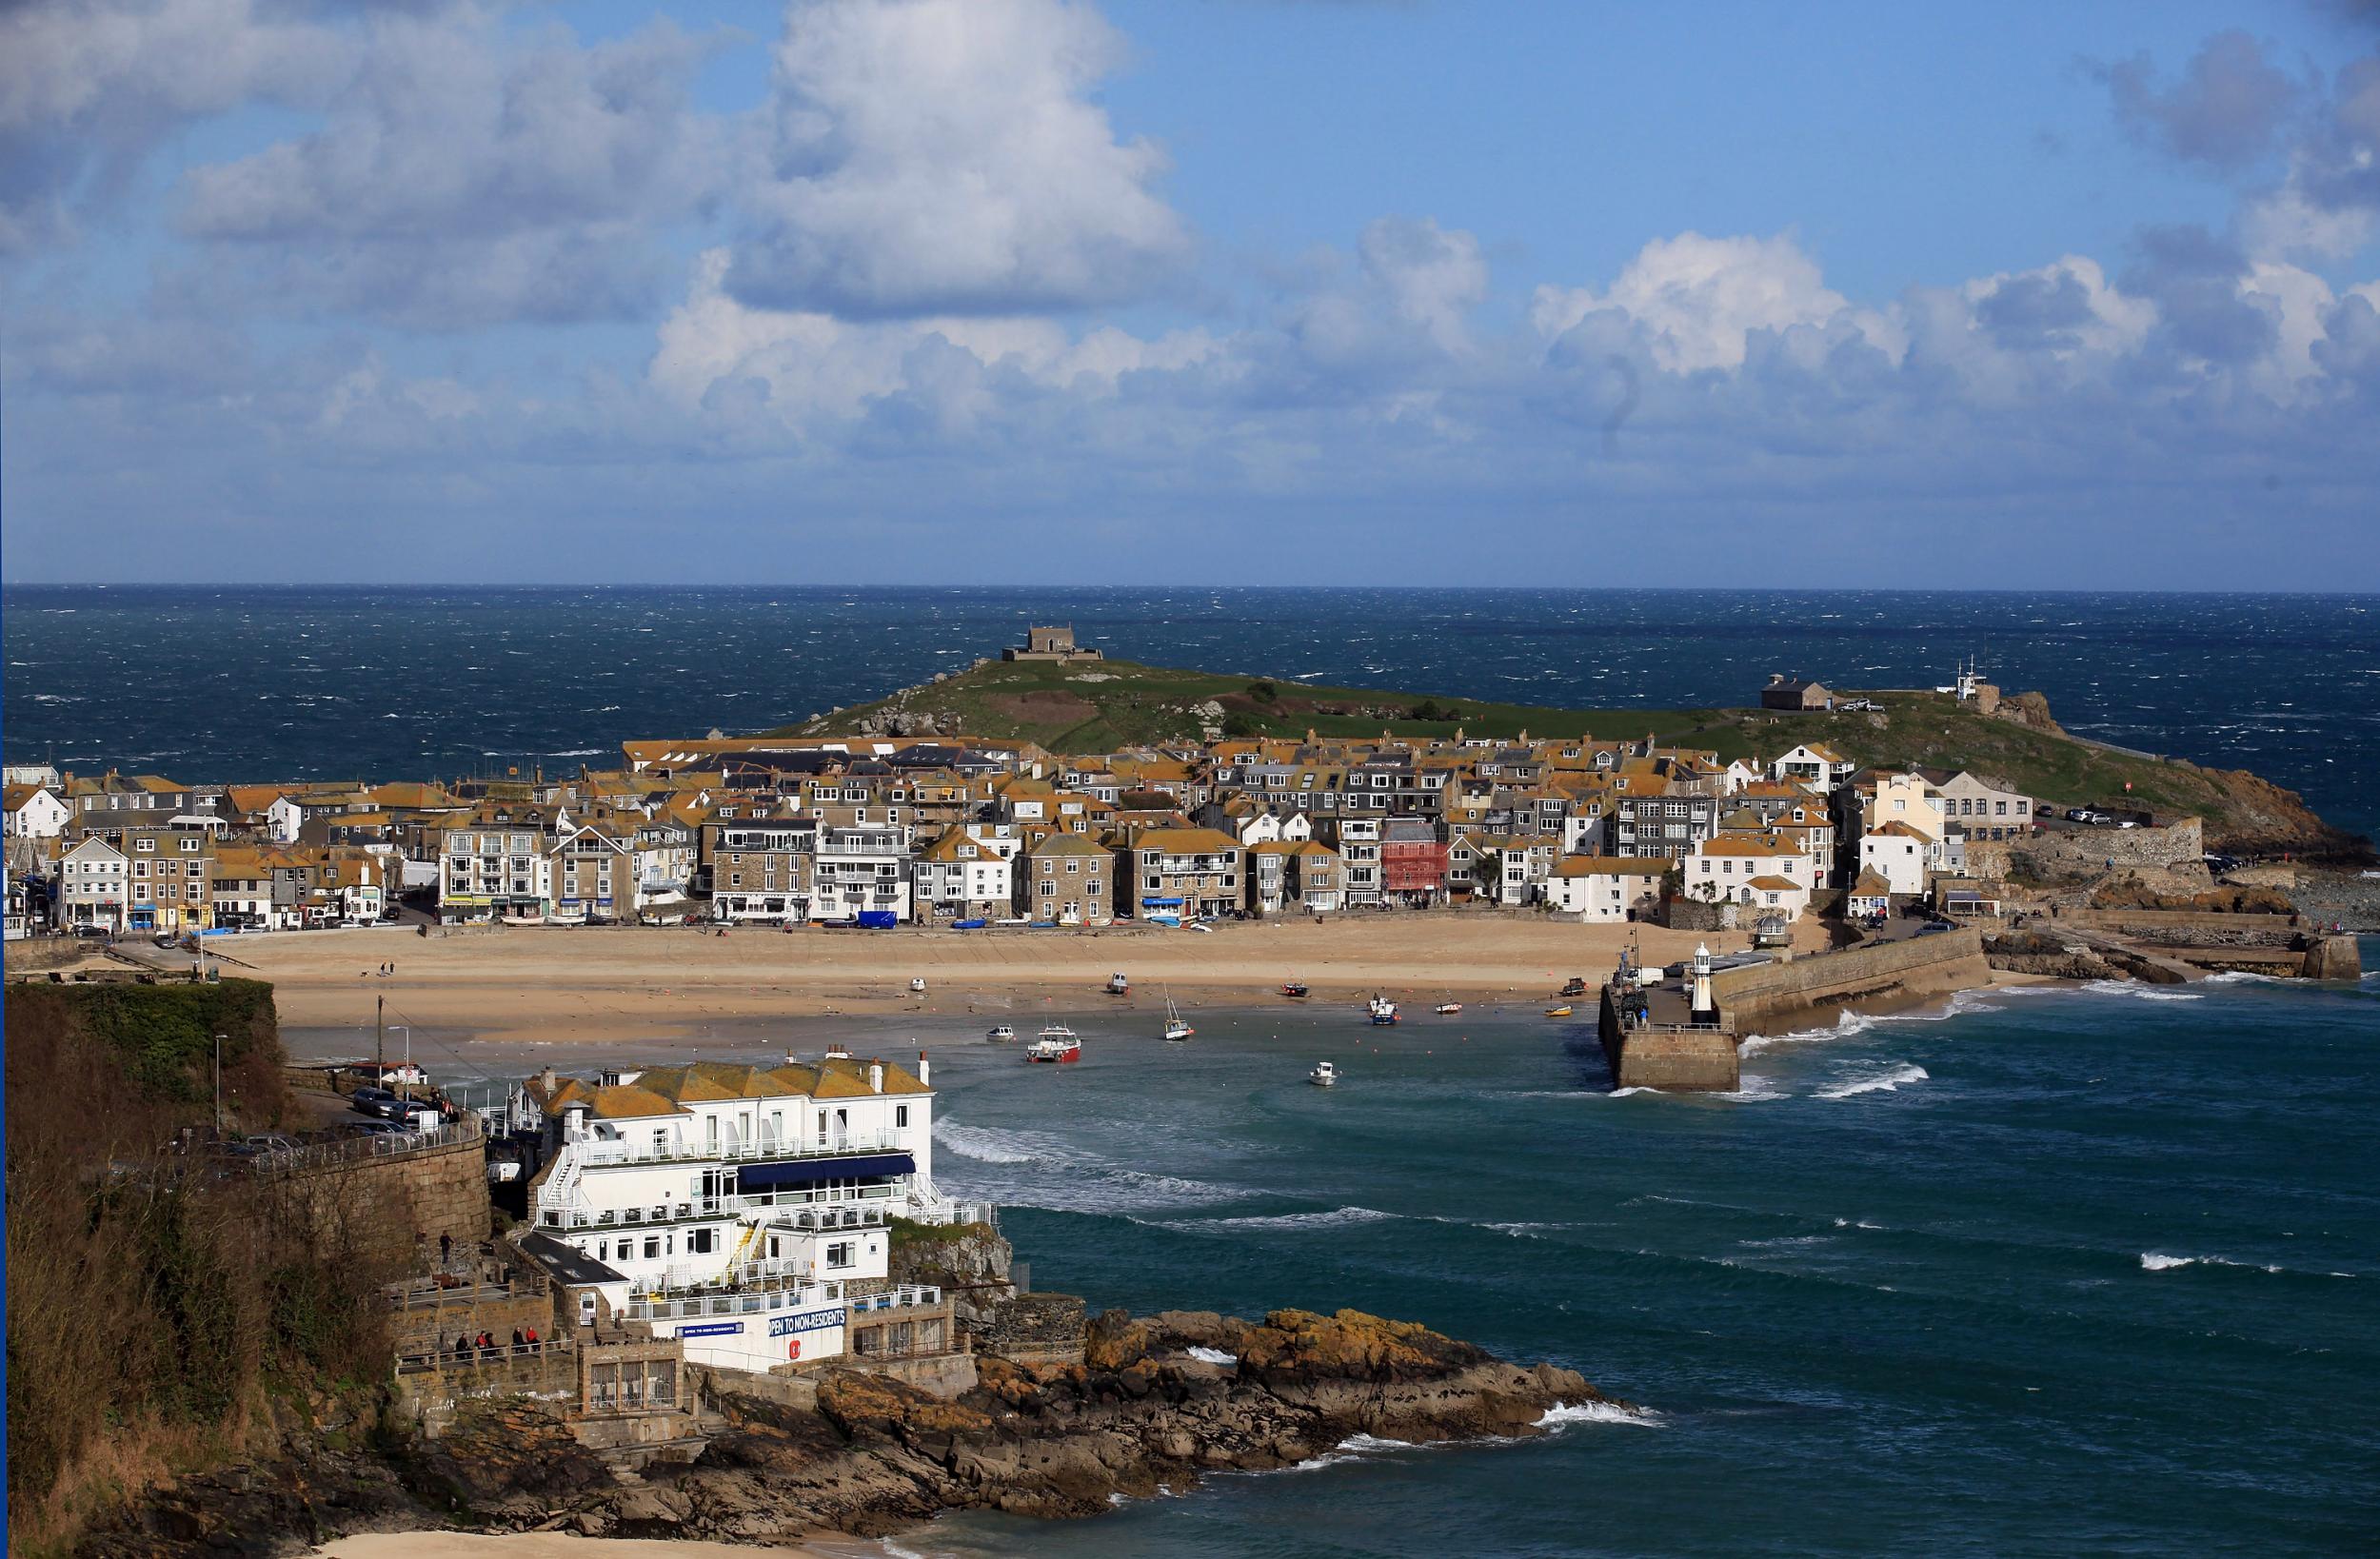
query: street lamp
212 1031 228 1137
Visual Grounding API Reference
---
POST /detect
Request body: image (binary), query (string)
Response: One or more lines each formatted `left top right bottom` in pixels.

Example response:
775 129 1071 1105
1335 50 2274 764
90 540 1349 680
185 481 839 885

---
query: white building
4 785 69 839
810 824 912 922
1545 856 1667 922
912 828 1011 919
1859 821 1934 896
527 1054 965 1373
1685 832 1819 912
1770 744 1855 794
58 836 129 932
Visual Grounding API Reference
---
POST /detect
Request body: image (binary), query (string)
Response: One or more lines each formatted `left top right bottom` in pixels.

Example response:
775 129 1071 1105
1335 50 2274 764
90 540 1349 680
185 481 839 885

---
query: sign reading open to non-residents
679 1321 744 1339
770 1308 845 1338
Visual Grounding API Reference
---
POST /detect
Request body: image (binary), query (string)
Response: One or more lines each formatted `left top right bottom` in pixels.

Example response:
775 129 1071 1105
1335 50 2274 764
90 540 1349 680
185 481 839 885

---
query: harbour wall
1709 928 1991 1037
1597 988 1738 1092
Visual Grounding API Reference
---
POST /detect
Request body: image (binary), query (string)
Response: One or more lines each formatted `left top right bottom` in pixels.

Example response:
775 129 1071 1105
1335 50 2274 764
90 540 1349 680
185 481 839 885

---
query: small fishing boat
1309 1061 1338 1087
1161 989 1194 1041
1026 1026 1081 1063
985 1024 1017 1043
1436 1002 1463 1016
1280 981 1310 998
1544 1005 1574 1018
909 977 927 994
1107 972 1130 996
1366 995 1398 1026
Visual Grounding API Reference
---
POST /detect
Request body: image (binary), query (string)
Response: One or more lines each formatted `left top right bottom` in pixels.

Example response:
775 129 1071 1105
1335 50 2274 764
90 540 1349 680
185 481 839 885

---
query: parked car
1915 920 1956 936
73 924 112 938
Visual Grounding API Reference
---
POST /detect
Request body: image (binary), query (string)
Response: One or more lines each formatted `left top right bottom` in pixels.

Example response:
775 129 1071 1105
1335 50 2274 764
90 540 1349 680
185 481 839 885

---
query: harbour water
897 973 2378 1556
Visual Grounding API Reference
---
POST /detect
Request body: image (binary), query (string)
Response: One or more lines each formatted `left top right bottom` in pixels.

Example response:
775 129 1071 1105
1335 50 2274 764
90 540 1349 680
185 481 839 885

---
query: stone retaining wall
286 1129 490 1247
1999 818 2204 883
969 1293 1086 1365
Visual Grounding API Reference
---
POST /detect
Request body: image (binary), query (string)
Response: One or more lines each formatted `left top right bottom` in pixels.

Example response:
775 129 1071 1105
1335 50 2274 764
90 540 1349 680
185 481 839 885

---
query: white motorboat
1309 1061 1338 1087
986 1024 1017 1042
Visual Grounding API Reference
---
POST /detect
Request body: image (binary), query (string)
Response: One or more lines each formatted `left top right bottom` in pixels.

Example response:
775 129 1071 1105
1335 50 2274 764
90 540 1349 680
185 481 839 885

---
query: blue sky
3 0 2377 586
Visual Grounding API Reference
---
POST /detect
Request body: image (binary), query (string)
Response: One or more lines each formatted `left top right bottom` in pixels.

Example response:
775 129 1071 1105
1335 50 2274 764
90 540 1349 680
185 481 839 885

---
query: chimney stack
868 1061 884 1095
917 1050 930 1087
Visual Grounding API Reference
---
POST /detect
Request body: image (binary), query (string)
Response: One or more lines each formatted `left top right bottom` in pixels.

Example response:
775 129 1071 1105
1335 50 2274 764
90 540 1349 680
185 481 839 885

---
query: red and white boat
1026 1025 1081 1063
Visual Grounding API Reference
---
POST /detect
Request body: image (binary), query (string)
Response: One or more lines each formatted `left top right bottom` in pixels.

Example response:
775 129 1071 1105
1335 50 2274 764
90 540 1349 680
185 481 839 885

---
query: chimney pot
868 1061 884 1094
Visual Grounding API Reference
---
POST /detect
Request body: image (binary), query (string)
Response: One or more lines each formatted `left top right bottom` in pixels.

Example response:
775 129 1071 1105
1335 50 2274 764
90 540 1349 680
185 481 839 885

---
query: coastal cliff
85 1309 1604 1555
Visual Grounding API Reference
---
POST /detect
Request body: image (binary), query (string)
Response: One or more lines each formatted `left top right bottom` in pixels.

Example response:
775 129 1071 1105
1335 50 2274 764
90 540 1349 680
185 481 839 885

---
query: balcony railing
559 1129 903 1171
536 1181 905 1226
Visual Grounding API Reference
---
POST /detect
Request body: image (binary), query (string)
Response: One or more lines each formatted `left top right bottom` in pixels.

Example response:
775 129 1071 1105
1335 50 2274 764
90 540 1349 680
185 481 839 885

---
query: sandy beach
190 914 1829 1049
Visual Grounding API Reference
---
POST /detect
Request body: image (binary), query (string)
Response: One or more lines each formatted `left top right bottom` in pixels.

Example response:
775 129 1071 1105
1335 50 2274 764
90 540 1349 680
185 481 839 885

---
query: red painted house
1379 818 1448 906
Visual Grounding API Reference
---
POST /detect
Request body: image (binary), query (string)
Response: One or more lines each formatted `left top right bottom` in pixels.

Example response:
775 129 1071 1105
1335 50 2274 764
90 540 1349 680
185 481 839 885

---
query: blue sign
769 1308 845 1337
679 1321 744 1338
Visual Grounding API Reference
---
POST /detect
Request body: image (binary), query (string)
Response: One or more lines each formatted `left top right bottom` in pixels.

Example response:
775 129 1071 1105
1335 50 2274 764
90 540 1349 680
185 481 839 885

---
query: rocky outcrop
888 1218 1015 1327
81 1309 1603 1555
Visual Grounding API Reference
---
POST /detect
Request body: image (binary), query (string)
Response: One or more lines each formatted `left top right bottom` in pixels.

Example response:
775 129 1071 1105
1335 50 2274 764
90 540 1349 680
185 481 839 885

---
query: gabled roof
1555 855 1669 878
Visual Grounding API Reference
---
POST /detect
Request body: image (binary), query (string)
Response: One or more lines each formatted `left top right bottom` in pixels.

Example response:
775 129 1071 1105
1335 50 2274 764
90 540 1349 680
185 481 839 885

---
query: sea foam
1537 1400 1662 1430
1815 1063 1930 1100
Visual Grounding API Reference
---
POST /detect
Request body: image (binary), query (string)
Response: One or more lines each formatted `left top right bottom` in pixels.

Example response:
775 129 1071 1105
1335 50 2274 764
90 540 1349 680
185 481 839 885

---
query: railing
397 1337 571 1375
390 1274 546 1311
262 1115 482 1174
536 1183 903 1228
558 1129 903 1171
847 1284 943 1314
623 1275 840 1323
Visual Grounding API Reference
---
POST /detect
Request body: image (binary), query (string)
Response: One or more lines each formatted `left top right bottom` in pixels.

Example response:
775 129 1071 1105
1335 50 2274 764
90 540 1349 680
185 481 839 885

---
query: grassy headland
778 657 2363 858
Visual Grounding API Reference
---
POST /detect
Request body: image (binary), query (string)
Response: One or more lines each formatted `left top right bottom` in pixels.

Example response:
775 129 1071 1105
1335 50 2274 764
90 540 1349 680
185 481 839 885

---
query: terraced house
1128 826 1244 919
912 828 1011 920
440 806 558 922
705 815 813 924
1018 832 1111 925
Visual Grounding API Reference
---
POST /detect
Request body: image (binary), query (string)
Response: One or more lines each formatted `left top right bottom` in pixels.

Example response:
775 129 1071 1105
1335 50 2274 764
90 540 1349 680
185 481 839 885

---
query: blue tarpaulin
738 1153 915 1189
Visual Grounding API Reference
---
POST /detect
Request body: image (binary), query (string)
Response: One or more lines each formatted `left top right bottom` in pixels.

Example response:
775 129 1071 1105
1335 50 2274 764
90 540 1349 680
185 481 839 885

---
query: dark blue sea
8 587 2378 1554
3 587 2375 842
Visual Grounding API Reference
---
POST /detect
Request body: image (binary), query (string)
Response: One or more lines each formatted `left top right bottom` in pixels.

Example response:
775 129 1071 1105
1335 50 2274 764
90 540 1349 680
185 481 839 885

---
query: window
689 1229 713 1254
895 1105 909 1128
826 1240 854 1269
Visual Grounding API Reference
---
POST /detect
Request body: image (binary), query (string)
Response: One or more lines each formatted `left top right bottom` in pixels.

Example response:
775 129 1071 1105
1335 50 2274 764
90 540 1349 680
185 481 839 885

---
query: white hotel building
524 1052 974 1372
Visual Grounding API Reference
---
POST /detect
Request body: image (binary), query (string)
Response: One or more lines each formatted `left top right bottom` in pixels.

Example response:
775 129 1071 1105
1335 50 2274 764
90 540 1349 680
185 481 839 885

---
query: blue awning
738 1152 914 1189
1140 896 1184 906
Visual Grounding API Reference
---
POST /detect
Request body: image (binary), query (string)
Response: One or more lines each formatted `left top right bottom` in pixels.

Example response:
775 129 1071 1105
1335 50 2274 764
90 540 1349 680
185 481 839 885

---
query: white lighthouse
1690 942 1716 1023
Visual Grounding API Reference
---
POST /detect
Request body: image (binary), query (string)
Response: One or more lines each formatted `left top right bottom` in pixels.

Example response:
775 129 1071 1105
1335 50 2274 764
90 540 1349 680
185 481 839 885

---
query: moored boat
1436 1002 1462 1016
1280 981 1309 998
1309 1060 1338 1087
986 1024 1017 1042
1108 972 1130 995
1366 995 1398 1025
1026 1030 1081 1063
1544 1005 1574 1018
1162 988 1194 1041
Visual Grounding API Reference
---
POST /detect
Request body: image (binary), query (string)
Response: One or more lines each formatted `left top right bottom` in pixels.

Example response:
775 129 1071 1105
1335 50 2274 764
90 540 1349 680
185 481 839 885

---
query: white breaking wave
1482 1221 1558 1239
1172 1206 1397 1233
1608 1086 1661 1097
1337 1433 1417 1451
1185 1346 1237 1366
933 1120 1071 1165
2141 1252 2196 1271
2085 980 2203 1002
1815 1064 1931 1100
1537 1400 1662 1430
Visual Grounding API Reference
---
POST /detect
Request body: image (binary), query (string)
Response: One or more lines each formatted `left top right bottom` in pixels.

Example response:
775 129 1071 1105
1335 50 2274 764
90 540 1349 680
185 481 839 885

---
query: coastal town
3 628 2367 1551
0 629 2187 944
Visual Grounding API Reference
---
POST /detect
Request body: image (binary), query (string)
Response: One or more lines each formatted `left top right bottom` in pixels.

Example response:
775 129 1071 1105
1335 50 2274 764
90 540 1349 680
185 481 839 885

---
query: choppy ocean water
4 587 2374 840
901 974 2378 1557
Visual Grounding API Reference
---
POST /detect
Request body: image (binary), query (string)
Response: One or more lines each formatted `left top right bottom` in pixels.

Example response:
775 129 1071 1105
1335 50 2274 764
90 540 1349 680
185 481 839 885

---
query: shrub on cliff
4 982 399 1550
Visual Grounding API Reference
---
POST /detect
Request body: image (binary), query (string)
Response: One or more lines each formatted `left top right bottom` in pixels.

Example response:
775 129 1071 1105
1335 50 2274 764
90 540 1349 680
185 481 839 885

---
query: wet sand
216 915 1826 1051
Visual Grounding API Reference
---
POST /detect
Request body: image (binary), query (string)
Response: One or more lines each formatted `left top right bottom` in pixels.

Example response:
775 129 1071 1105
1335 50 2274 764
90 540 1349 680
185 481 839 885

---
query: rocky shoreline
88 1309 1608 1557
